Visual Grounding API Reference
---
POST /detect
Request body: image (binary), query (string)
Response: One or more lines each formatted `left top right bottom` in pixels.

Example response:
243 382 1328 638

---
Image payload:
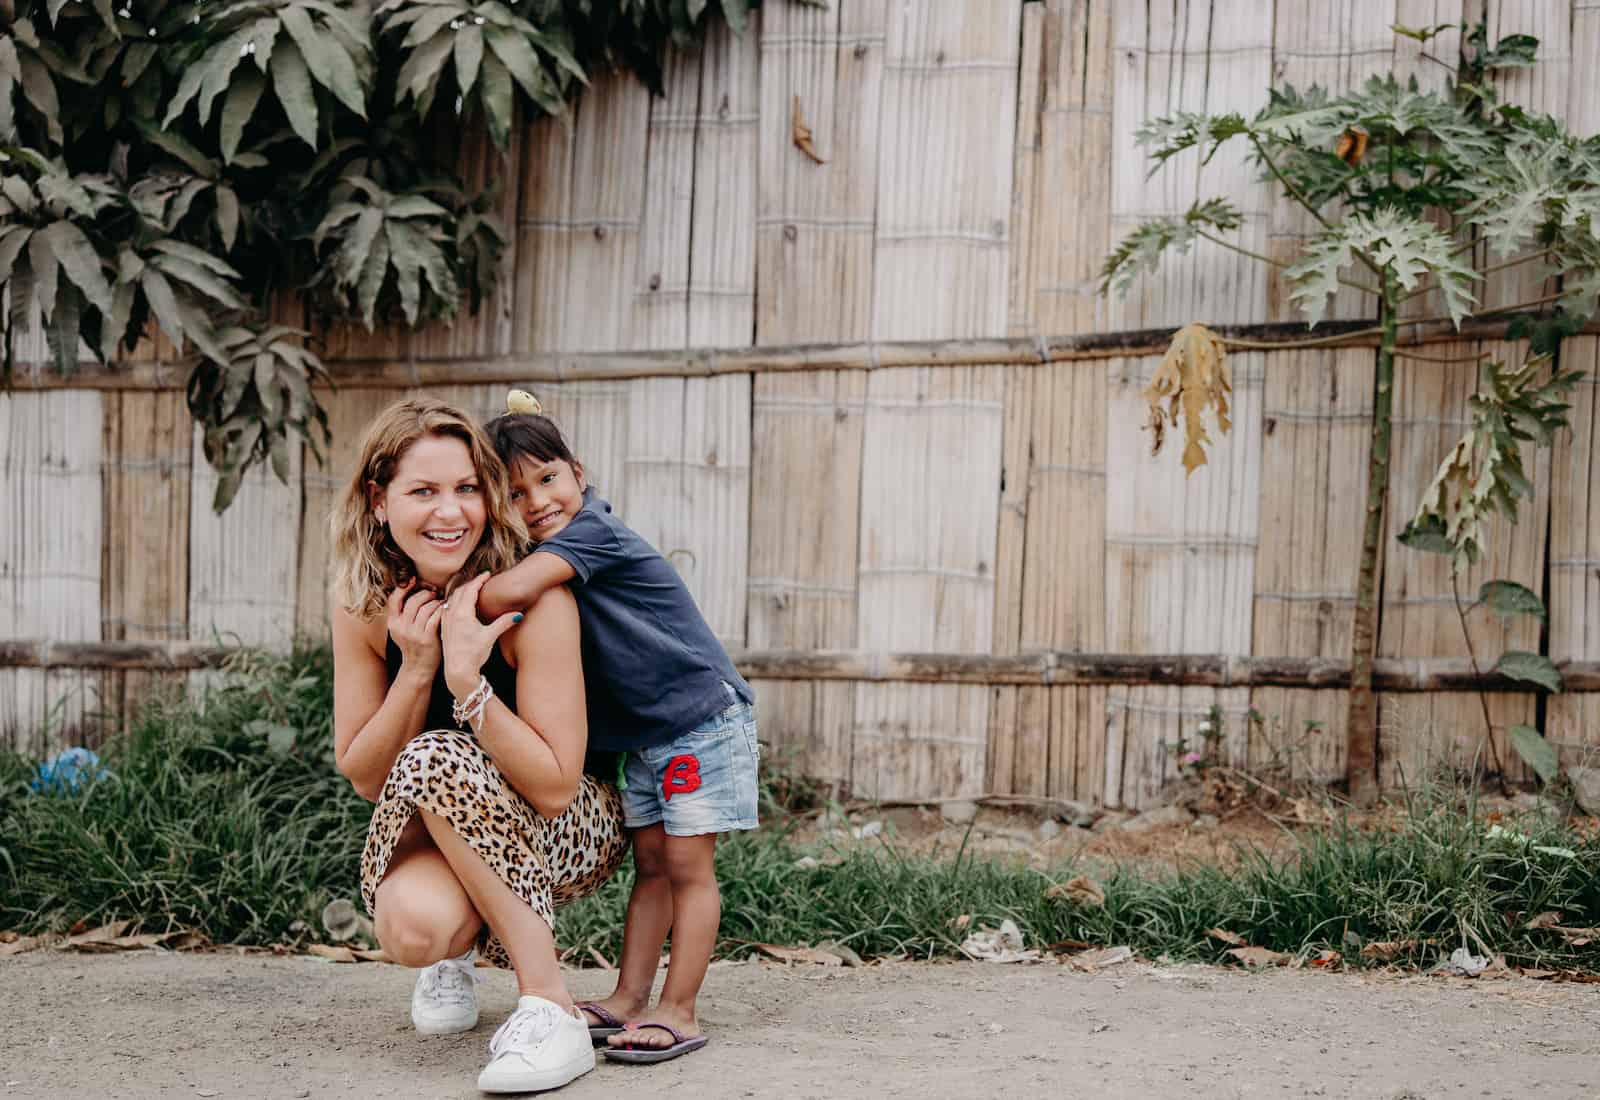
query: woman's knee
375 896 477 967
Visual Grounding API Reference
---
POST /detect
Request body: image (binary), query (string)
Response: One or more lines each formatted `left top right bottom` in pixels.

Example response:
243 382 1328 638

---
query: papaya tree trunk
1346 267 1398 804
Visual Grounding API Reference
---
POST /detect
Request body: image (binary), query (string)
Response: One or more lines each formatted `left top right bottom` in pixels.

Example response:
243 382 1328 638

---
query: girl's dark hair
484 413 580 471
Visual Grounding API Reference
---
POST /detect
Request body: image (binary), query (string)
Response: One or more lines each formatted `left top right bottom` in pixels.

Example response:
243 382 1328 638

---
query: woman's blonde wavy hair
331 397 527 619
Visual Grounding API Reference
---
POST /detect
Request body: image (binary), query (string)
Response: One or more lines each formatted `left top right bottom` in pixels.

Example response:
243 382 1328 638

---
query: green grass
4 648 1599 971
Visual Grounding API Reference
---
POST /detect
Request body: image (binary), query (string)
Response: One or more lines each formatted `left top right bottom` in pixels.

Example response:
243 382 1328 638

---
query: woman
330 397 626 1094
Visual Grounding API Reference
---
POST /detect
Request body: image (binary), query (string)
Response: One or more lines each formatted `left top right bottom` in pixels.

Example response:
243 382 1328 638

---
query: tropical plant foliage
0 0 765 508
1100 23 1598 796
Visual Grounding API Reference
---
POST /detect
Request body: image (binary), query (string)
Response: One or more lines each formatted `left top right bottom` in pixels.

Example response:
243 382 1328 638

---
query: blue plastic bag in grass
30 747 112 796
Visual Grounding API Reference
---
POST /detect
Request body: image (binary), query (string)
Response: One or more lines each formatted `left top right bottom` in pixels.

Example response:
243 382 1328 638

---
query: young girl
480 395 759 1064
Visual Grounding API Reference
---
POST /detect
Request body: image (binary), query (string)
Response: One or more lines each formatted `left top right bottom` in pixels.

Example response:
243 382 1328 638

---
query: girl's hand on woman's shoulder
387 580 445 678
441 572 523 699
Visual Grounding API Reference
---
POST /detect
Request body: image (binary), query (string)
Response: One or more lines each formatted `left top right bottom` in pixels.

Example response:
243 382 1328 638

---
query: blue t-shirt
534 489 753 753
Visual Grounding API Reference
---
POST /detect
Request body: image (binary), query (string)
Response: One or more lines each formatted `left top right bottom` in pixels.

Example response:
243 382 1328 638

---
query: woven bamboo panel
1267 0 1396 324
1104 351 1263 806
512 68 651 353
871 1 1020 341
851 366 1004 799
1378 340 1545 782
988 684 1108 803
189 431 302 648
747 370 865 785
1547 336 1600 763
629 49 702 350
621 376 749 649
754 0 886 346
1 391 104 752
1108 1 1272 331
102 391 192 729
988 359 1107 798
1249 347 1374 779
689 19 760 347
1480 1 1571 311
1007 3 1047 340
1017 0 1113 337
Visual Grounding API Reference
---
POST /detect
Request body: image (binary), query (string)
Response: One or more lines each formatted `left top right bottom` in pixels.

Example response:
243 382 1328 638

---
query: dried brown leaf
1143 323 1231 474
59 920 134 951
0 932 53 955
306 944 357 963
754 943 842 967
1226 946 1292 968
1524 911 1563 930
1068 945 1134 972
1206 928 1248 947
350 948 391 963
1045 875 1105 908
1359 939 1422 962
588 946 614 970
791 95 826 165
1551 926 1600 946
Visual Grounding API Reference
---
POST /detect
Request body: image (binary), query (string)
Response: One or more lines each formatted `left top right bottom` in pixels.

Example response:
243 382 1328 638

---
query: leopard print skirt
360 730 627 969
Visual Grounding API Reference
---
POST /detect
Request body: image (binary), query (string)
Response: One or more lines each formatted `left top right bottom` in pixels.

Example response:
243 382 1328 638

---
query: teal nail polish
513 613 524 623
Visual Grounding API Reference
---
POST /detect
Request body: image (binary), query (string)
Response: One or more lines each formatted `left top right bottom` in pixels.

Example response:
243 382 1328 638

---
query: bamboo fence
4 0 1599 807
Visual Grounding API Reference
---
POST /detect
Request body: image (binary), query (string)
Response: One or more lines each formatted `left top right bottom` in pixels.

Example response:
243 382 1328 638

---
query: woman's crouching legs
415 806 571 1009
373 815 482 967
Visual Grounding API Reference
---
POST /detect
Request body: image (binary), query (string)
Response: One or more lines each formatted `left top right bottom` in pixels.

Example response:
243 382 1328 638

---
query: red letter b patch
662 755 702 801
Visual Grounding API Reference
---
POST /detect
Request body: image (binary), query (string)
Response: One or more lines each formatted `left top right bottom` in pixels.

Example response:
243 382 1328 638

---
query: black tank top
385 635 518 733
384 636 616 779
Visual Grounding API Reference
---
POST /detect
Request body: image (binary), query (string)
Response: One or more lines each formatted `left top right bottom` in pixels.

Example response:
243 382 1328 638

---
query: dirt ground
4 950 1599 1099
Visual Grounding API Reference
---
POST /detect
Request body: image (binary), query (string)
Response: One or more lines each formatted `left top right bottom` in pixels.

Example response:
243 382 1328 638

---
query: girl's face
508 456 586 542
372 434 487 586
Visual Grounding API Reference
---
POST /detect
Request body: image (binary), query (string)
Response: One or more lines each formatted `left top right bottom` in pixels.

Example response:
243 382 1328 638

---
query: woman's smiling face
372 434 487 587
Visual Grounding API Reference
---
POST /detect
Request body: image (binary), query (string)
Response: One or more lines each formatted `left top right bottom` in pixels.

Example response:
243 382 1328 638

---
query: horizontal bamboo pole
9 315 1592 392
6 641 1597 692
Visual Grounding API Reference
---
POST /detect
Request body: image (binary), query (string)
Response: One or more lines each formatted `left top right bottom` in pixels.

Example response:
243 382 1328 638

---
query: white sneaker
411 949 480 1035
476 996 596 1094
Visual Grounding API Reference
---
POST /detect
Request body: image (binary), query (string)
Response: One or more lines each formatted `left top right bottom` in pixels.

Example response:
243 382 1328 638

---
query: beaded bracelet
451 675 493 733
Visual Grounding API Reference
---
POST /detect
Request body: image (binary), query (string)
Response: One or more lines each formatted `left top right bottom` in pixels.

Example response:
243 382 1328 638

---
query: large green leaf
355 225 390 326
396 30 453 108
214 186 241 251
0 227 34 284
42 220 113 315
0 37 20 138
197 27 256 125
139 267 185 349
477 48 512 147
454 24 484 96
220 68 267 163
281 5 367 118
18 54 62 144
385 219 425 323
1509 725 1559 785
270 37 319 147
334 206 385 287
1494 650 1563 693
27 228 60 321
1479 580 1546 623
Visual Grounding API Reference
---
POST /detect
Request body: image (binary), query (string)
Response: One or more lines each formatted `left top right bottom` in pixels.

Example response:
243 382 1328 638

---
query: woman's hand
441 572 523 700
386 580 445 678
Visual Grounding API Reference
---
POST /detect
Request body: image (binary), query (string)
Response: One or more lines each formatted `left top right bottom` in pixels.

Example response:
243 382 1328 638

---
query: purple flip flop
602 1022 710 1064
576 1001 624 1044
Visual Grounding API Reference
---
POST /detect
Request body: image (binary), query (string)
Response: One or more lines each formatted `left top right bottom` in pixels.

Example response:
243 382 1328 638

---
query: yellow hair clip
506 389 542 416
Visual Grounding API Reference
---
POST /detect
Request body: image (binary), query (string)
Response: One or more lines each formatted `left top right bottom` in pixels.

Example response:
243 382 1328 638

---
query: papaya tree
0 0 777 508
1101 24 1598 802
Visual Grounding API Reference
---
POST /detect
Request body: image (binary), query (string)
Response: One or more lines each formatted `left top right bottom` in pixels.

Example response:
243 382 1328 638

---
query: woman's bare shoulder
333 603 388 660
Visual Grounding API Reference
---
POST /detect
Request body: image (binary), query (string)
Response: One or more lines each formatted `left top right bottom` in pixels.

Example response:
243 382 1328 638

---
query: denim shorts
620 685 760 836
